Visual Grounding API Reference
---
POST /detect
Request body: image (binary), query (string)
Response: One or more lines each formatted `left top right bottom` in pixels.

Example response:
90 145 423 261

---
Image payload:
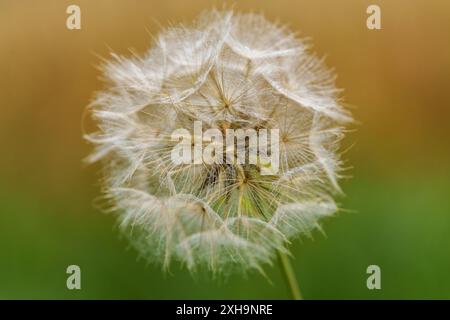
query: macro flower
85 10 352 275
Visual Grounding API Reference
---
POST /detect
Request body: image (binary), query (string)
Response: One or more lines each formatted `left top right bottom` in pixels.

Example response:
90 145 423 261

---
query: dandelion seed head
86 10 352 275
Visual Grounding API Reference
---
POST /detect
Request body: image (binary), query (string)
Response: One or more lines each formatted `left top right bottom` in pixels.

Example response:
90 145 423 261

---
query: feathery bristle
86 10 352 275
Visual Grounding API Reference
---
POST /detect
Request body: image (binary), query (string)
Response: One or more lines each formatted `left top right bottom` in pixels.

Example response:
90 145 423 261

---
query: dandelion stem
277 250 302 300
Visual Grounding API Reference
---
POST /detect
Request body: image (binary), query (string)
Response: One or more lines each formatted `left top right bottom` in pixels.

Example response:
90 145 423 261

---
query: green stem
277 250 302 300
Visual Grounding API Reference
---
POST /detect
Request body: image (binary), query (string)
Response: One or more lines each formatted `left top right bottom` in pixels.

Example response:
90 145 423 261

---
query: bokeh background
1 0 449 299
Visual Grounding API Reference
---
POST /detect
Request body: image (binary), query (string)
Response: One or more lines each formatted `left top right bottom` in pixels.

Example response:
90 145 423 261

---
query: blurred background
1 0 449 299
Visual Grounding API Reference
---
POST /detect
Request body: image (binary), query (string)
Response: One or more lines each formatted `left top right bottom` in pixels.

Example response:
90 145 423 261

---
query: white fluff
86 10 352 275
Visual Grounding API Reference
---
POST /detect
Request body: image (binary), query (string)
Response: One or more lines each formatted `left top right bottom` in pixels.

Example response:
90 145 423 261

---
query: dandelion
85 10 352 299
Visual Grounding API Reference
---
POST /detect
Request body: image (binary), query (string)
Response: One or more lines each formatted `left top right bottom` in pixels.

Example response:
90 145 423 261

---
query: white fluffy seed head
85 10 352 276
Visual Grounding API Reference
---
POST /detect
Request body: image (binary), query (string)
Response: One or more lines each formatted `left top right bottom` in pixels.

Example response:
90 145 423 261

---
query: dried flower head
85 10 352 275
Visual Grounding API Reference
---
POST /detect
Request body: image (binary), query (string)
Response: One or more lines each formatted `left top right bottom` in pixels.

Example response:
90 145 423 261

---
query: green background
1 0 449 299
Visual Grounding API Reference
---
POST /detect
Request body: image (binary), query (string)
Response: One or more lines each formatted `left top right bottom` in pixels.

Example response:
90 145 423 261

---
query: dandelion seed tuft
85 10 352 275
